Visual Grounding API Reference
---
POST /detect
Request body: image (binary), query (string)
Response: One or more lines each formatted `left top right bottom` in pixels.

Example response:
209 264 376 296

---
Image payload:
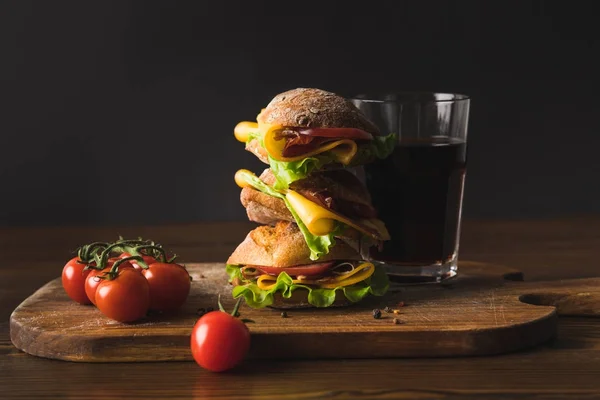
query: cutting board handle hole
519 293 566 307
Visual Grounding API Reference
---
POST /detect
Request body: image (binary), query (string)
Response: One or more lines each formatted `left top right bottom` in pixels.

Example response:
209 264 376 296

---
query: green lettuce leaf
268 133 397 188
236 169 338 260
268 155 334 190
245 129 263 144
348 133 397 166
226 264 390 308
283 196 339 260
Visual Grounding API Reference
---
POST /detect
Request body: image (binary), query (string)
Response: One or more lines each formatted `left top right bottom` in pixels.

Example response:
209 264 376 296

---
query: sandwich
227 88 396 309
234 88 396 189
226 221 389 308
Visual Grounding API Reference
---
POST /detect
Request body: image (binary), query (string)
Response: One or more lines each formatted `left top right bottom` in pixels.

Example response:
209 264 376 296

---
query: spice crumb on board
280 311 288 318
383 306 392 313
372 309 382 319
393 318 404 325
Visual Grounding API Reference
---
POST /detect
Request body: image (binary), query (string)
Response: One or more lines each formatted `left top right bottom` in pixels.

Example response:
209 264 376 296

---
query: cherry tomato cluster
62 238 192 323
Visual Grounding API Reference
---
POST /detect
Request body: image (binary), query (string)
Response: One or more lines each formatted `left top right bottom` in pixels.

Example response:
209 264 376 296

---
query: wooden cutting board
10 261 600 362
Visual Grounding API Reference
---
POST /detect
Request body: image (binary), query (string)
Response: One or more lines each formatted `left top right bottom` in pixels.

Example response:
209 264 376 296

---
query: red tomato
62 257 92 304
248 262 334 277
84 258 134 305
191 310 251 372
95 268 150 323
142 262 191 312
119 253 157 270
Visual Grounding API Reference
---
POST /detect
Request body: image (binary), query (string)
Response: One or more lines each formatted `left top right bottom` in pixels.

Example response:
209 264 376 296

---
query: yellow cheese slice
233 169 387 239
234 169 255 188
286 190 381 238
263 126 357 165
237 115 360 164
255 262 375 291
318 262 375 289
234 121 259 143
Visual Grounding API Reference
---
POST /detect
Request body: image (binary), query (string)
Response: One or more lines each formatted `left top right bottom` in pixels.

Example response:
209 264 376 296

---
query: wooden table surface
2 217 600 399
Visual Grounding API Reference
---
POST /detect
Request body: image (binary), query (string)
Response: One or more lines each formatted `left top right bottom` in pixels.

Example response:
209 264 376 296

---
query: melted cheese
263 126 357 165
234 121 259 143
286 190 379 238
236 114 359 164
234 169 254 188
255 262 375 290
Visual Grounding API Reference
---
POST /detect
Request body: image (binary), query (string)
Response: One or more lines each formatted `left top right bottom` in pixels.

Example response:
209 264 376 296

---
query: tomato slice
246 262 335 277
296 128 373 141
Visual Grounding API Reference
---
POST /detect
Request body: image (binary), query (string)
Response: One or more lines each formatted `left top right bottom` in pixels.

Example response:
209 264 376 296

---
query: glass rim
350 91 470 104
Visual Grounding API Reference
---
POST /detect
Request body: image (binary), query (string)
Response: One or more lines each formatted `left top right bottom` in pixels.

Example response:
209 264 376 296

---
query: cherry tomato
96 268 150 323
141 262 191 312
119 252 157 270
84 258 134 305
191 310 250 372
62 257 92 305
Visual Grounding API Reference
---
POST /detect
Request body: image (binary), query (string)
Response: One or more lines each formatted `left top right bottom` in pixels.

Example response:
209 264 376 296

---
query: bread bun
258 88 380 135
226 221 363 268
245 137 269 164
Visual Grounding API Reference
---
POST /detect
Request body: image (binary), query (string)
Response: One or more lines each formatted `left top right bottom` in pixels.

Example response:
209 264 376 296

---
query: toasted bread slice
226 221 363 268
258 88 380 135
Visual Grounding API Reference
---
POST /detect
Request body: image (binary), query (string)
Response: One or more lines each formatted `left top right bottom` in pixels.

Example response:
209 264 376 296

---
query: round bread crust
226 222 363 268
258 88 380 135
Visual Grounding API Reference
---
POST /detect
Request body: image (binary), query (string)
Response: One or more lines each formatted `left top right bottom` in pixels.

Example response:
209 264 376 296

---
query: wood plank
2 318 600 399
3 219 600 399
11 261 592 362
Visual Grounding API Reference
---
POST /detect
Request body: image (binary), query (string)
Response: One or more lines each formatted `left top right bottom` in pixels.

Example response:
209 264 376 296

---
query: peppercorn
281 311 288 318
372 308 382 319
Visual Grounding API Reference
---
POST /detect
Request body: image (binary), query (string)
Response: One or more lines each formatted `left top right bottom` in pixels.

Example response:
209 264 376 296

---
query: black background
1 0 598 226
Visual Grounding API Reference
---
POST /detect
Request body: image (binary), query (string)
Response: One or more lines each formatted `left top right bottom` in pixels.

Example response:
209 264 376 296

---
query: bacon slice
275 127 373 158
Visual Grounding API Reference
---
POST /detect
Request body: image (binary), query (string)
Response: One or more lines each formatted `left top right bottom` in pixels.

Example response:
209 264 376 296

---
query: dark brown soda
365 137 467 265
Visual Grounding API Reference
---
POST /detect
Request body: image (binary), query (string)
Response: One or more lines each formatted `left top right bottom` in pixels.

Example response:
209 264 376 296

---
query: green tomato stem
106 255 145 279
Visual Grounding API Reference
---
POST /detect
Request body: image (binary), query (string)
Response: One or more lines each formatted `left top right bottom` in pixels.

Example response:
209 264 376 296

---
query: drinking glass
350 93 470 283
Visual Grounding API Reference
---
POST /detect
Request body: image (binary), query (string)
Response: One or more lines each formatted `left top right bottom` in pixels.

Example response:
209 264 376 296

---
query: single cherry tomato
62 257 92 304
95 268 150 323
191 301 251 372
84 258 134 305
119 252 157 270
141 262 191 312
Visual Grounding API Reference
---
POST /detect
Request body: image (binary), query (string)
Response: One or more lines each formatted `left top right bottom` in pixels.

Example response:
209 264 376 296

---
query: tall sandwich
227 88 396 308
